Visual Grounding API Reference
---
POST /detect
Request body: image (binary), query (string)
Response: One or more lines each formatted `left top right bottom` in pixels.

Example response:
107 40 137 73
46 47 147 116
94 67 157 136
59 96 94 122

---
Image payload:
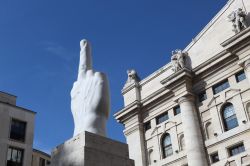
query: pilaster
115 103 146 166
161 68 208 166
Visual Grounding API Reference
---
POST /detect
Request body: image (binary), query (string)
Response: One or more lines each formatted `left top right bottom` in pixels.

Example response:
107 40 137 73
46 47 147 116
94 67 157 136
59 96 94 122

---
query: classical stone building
115 0 250 166
0 91 36 166
32 149 51 166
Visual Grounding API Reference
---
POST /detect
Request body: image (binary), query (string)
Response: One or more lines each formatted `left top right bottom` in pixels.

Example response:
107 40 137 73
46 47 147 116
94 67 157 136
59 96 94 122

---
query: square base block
51 131 134 166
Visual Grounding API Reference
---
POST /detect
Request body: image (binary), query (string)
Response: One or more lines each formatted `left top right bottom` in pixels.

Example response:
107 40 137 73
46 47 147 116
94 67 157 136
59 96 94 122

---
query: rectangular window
144 121 151 131
228 143 245 157
174 106 181 115
213 80 230 94
10 119 27 142
156 112 169 125
210 152 219 163
198 91 207 102
7 147 24 166
39 158 46 166
235 70 246 82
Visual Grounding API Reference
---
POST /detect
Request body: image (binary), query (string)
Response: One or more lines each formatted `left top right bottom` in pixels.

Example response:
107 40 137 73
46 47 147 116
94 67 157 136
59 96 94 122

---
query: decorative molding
151 126 160 136
207 97 216 108
161 68 193 86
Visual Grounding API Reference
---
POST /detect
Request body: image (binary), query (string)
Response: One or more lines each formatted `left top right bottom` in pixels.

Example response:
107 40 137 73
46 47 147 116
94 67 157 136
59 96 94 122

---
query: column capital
178 94 195 105
161 68 194 101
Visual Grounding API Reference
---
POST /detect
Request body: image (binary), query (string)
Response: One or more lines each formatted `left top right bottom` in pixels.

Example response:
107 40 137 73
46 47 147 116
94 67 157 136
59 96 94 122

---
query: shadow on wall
195 80 208 107
246 12 250 25
184 54 192 70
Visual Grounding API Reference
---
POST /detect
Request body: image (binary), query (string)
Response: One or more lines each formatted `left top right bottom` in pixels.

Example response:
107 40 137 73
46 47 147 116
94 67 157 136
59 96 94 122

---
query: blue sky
0 0 227 153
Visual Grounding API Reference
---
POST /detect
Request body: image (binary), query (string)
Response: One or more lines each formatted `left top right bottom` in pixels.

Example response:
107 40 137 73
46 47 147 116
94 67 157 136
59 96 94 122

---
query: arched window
222 103 238 131
205 122 214 139
162 133 173 158
179 134 185 151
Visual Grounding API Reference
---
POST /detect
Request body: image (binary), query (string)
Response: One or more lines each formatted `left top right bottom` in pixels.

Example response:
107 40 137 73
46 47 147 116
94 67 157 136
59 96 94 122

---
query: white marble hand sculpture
71 39 110 137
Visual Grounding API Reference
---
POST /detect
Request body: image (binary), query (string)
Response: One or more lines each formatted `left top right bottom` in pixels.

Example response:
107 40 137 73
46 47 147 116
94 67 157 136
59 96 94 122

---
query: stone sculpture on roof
126 69 140 84
171 49 187 72
228 8 248 33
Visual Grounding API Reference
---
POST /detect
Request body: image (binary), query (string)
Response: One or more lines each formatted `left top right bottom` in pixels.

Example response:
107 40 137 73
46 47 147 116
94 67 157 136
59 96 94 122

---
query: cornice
221 27 250 49
205 123 250 148
114 100 141 123
141 87 173 107
192 52 238 90
161 68 193 86
192 50 229 75
121 82 140 95
139 64 172 86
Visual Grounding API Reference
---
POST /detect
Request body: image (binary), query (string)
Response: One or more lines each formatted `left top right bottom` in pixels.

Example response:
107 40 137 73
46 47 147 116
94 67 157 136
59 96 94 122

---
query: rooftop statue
70 39 110 137
228 8 248 33
171 49 187 72
126 69 140 84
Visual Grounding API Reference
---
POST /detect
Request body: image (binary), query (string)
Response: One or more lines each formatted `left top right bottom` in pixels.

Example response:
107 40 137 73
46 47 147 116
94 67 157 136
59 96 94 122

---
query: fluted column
178 95 208 166
244 59 250 84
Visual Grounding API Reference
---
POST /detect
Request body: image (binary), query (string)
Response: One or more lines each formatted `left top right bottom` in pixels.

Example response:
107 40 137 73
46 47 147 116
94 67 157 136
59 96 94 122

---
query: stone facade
115 0 250 166
0 91 36 166
32 149 51 166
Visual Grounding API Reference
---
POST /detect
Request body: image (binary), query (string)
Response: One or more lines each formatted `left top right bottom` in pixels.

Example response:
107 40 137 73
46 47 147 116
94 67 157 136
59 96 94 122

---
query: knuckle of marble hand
86 69 94 76
94 72 106 79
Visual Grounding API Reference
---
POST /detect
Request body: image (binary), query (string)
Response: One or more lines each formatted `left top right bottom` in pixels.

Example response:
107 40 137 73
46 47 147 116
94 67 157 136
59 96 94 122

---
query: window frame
212 79 230 95
221 103 238 131
174 106 181 116
39 157 46 166
144 121 151 131
235 70 246 83
210 152 219 163
6 146 24 166
228 142 245 157
9 118 27 143
156 112 169 125
161 133 173 158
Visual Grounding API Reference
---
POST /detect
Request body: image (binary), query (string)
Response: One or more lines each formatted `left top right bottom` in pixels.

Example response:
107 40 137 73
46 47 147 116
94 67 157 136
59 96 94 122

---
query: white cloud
41 41 77 62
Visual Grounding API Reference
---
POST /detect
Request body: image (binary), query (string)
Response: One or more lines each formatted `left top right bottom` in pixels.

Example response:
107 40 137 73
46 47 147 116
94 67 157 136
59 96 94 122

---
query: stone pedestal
51 131 134 166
